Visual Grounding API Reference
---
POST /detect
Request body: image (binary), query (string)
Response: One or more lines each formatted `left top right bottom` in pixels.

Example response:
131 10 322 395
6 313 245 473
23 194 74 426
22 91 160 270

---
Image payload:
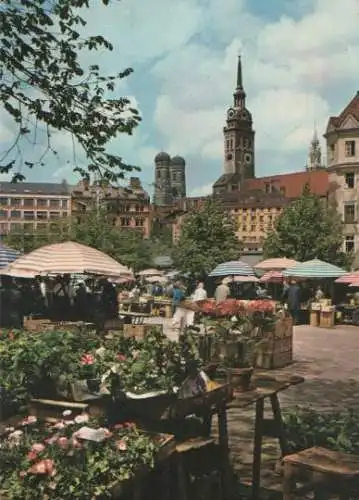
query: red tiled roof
327 91 359 130
243 170 329 199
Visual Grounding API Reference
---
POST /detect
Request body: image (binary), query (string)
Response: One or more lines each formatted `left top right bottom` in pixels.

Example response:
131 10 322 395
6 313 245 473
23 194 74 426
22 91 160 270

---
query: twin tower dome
153 152 186 206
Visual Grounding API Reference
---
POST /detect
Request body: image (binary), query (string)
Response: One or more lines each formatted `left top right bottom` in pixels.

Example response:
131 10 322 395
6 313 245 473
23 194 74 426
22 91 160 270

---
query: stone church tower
153 152 186 206
306 128 324 171
213 57 255 194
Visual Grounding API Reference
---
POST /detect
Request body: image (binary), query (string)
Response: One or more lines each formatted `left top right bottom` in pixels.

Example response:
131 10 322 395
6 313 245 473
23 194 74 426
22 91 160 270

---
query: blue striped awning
283 258 346 278
0 243 19 268
209 260 254 277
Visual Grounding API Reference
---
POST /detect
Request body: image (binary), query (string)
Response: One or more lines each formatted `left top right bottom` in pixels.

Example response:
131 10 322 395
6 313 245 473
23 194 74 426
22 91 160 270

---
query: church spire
236 55 243 89
306 124 323 171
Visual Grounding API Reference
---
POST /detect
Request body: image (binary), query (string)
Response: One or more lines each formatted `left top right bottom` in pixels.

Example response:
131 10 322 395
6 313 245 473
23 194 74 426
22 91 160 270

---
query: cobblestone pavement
145 319 359 492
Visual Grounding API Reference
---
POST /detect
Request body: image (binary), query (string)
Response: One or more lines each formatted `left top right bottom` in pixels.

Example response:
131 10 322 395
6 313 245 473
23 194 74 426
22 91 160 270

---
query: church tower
153 152 172 206
223 56 255 180
306 127 324 171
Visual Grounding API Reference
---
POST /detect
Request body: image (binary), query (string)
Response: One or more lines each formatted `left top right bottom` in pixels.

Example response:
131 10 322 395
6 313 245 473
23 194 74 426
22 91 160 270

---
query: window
23 198 34 207
62 212 68 218
10 198 21 207
10 210 21 218
172 173 177 182
61 199 68 209
24 211 35 220
36 223 47 231
345 172 355 188
10 223 22 232
120 217 130 226
280 186 286 196
49 211 60 219
344 203 356 223
23 223 34 233
157 170 161 179
250 224 256 232
265 183 270 193
49 199 60 208
37 211 48 220
345 235 355 253
135 218 144 227
0 197 8 206
345 140 356 157
37 199 47 207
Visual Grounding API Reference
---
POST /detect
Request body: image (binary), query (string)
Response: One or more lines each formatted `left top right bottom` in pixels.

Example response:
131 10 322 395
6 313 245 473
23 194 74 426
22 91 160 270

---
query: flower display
0 415 159 499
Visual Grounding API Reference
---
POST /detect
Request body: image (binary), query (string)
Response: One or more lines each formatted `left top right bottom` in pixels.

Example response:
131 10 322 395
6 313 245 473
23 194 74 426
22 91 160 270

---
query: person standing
285 279 301 325
214 279 230 303
191 281 208 302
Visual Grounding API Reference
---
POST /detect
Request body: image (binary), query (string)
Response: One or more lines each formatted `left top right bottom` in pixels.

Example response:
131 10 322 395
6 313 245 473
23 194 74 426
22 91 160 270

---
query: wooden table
227 373 305 500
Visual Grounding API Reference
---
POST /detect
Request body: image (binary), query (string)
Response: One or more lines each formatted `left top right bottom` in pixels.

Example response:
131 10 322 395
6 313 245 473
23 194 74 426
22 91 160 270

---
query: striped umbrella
1 241 133 278
283 258 346 278
0 243 19 268
254 258 298 270
209 260 254 277
335 271 359 284
259 270 284 283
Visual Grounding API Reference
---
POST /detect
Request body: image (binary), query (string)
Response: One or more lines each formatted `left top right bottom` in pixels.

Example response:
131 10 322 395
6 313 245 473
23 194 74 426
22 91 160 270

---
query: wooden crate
123 324 162 339
319 311 335 328
256 348 293 369
273 316 293 338
310 311 319 327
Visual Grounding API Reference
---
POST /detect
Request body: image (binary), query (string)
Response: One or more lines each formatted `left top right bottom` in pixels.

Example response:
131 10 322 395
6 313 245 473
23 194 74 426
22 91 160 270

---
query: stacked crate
255 316 293 369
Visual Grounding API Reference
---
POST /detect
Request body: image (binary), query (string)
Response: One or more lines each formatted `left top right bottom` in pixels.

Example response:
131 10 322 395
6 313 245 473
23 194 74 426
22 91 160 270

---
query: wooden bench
282 446 359 499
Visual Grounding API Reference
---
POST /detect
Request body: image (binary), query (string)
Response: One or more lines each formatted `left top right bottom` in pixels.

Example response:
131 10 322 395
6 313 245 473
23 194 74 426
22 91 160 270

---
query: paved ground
145 319 359 493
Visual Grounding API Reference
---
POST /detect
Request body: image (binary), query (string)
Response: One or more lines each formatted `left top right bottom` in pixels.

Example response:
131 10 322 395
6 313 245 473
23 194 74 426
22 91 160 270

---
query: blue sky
1 0 358 197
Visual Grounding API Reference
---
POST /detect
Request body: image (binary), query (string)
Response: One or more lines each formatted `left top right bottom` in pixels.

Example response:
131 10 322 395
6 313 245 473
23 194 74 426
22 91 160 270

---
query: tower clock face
227 108 235 119
244 153 252 164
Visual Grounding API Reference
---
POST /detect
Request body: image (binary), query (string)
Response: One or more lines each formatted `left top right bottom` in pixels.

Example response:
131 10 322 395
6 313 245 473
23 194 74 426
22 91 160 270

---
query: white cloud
189 183 213 197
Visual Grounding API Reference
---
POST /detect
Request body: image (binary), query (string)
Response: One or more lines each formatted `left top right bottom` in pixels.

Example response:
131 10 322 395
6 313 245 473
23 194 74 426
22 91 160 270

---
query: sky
1 0 359 197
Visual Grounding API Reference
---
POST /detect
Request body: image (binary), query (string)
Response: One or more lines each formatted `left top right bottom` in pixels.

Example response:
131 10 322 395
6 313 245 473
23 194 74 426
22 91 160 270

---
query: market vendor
215 278 230 303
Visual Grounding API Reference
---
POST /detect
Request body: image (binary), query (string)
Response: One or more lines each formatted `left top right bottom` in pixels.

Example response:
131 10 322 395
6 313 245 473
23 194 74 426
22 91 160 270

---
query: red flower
117 353 126 362
80 354 94 365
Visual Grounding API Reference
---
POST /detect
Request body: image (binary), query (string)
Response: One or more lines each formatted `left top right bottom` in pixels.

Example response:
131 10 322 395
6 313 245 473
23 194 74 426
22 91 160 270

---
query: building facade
213 56 255 195
153 152 186 206
71 177 152 238
0 181 71 236
324 92 359 256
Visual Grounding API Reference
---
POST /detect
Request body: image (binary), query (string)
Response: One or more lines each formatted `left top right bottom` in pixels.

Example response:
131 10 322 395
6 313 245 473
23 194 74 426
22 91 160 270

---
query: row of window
239 224 273 233
0 222 66 234
0 210 68 220
238 215 274 223
119 218 146 227
0 198 69 208
329 140 357 161
225 138 252 150
232 207 281 213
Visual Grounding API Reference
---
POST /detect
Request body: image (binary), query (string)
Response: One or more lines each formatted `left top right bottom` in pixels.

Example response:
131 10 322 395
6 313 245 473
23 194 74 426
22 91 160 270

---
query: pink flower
21 415 37 426
53 421 65 430
45 435 59 445
80 354 94 365
74 413 89 424
57 437 69 449
27 450 38 461
28 459 55 476
31 443 45 453
116 439 127 451
117 353 126 361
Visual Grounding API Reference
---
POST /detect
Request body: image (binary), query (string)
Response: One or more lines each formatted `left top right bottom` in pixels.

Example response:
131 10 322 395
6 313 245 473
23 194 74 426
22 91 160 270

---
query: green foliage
0 417 158 499
4 208 151 271
283 406 359 454
263 186 350 268
173 198 240 277
1 0 140 181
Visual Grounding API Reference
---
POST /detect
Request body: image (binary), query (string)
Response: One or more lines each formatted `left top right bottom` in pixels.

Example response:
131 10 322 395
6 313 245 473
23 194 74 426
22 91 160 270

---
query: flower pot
226 367 253 392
